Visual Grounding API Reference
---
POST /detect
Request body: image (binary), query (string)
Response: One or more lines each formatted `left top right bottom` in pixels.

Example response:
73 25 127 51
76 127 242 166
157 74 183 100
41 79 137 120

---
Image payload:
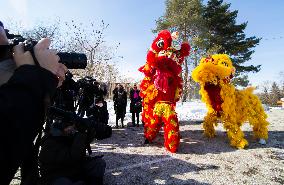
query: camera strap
29 49 40 66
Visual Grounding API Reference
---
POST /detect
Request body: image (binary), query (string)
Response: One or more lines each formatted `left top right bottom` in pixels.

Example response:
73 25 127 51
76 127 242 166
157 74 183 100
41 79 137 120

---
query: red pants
143 102 180 153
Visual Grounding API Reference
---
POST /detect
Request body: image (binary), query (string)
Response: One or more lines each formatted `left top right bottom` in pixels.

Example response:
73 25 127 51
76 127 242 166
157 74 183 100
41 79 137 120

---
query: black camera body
48 106 112 141
1 29 87 69
78 76 97 87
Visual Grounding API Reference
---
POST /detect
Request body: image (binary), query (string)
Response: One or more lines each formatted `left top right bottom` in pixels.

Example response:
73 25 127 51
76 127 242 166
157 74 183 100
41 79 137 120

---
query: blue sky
1 0 284 87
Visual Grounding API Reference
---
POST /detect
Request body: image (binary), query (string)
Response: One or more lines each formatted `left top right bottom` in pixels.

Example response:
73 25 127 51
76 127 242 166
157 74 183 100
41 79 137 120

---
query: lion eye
221 62 228 67
157 39 164 48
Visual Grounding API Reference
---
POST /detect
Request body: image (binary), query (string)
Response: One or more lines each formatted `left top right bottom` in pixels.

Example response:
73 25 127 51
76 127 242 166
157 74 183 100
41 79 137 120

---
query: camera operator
77 77 97 117
86 82 109 125
39 118 106 185
53 71 79 113
0 21 67 185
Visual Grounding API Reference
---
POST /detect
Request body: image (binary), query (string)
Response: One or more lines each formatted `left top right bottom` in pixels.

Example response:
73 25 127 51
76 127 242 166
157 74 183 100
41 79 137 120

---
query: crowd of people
45 78 143 185
0 20 142 185
0 20 67 185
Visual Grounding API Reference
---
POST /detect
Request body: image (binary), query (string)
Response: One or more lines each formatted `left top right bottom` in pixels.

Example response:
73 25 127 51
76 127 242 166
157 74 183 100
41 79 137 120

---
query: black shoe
144 139 150 144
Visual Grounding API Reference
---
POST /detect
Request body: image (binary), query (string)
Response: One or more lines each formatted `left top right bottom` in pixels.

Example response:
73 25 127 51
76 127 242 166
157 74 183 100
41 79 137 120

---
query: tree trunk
181 24 189 102
193 50 199 99
182 58 189 102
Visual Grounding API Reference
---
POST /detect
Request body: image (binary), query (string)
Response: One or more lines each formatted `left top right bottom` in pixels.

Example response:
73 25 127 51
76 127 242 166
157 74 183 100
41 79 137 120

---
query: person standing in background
129 84 142 127
113 84 127 128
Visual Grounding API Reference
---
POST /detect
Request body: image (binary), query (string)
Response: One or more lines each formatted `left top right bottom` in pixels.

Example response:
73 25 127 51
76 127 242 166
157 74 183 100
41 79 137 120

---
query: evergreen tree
202 0 261 86
270 82 282 106
259 86 270 105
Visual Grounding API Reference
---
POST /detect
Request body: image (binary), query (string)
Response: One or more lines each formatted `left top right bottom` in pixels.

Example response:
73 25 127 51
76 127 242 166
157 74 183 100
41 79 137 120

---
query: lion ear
180 42 190 57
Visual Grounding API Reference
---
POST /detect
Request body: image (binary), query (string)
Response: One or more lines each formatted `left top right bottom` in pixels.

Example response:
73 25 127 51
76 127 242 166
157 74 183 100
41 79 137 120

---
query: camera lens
58 52 87 69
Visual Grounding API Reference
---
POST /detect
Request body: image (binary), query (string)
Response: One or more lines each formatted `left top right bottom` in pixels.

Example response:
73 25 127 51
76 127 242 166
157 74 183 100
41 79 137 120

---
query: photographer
0 21 67 185
39 118 106 185
86 82 109 125
77 77 97 117
53 71 79 113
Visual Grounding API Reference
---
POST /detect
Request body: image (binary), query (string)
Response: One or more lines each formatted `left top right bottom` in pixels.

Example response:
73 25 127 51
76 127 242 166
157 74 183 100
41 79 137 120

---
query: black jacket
86 101 109 125
53 76 78 112
129 89 142 113
0 65 58 185
39 132 87 184
113 89 127 115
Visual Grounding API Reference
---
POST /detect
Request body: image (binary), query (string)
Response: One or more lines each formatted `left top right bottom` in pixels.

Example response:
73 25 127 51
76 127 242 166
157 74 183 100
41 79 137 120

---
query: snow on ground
175 100 207 122
107 100 207 127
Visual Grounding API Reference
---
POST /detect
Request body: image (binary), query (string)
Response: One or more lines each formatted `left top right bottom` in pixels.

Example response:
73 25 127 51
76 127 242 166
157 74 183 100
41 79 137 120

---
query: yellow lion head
192 54 236 85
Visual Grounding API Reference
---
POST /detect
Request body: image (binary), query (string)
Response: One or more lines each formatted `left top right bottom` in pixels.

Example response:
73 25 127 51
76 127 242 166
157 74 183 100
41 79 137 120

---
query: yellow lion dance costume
192 54 269 149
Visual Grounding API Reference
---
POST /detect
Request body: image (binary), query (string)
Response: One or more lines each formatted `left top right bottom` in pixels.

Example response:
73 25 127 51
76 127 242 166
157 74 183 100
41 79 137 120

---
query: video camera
1 29 87 69
48 106 112 140
78 76 98 86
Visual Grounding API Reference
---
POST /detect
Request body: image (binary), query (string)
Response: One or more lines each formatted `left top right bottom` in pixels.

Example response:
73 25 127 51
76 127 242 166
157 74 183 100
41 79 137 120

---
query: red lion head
140 30 190 77
151 30 173 53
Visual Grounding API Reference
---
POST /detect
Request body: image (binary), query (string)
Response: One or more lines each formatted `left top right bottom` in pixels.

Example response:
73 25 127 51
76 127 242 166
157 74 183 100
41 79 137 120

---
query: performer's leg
251 119 269 140
223 119 248 149
144 116 162 143
247 106 269 141
203 112 218 138
163 114 180 153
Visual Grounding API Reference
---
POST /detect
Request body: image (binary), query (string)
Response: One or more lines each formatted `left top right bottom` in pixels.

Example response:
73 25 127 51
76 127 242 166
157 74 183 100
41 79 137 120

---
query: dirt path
10 109 283 185
93 109 284 185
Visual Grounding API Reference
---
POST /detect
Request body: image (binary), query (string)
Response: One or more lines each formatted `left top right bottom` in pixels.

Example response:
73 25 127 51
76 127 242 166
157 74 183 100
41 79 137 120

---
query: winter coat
129 89 142 113
113 89 127 118
86 100 109 125
39 133 87 184
53 77 79 112
0 65 58 185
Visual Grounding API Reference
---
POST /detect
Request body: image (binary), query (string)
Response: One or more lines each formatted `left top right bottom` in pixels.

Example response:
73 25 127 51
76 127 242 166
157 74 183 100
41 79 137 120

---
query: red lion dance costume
139 30 190 153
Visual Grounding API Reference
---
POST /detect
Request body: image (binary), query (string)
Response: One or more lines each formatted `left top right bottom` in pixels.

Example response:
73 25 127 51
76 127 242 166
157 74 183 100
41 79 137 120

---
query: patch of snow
269 106 283 110
106 99 207 126
176 100 207 122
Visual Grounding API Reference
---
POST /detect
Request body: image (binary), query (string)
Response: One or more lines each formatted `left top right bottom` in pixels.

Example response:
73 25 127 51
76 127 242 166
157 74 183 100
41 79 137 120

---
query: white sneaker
259 139 266 145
